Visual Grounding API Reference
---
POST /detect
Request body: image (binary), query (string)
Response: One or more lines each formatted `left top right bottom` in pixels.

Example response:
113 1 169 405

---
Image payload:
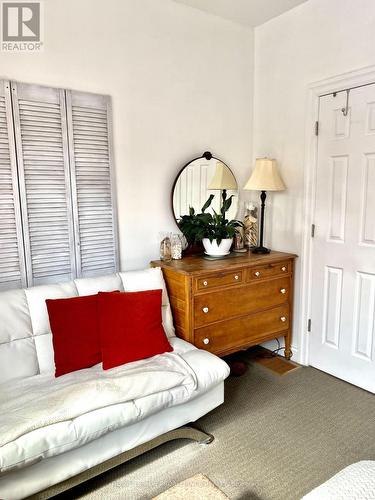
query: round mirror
172 152 239 223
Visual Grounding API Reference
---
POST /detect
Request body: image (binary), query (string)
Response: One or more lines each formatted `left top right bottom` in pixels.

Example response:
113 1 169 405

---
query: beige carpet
55 357 375 500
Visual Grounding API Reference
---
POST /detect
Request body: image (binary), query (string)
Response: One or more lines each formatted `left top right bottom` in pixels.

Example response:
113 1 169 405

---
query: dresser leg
284 332 293 359
284 349 293 360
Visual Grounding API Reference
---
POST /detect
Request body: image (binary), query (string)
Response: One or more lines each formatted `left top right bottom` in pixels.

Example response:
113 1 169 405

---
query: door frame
300 64 375 366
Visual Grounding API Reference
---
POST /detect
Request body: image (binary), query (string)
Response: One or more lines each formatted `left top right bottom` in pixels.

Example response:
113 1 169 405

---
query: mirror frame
171 151 238 226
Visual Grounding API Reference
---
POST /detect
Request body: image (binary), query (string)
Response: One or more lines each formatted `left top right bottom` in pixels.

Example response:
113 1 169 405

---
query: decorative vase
202 238 233 256
243 203 258 249
171 234 183 260
159 233 172 261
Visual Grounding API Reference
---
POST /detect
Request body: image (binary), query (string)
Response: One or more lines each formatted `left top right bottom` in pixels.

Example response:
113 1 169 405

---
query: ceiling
173 0 308 28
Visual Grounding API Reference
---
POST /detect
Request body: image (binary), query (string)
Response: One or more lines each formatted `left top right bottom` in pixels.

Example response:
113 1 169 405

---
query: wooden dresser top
151 250 297 276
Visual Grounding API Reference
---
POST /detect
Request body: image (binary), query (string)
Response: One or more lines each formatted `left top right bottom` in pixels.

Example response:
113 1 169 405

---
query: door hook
341 89 350 116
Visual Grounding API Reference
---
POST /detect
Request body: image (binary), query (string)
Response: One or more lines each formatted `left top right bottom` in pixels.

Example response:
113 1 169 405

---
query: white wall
253 0 375 361
0 0 254 270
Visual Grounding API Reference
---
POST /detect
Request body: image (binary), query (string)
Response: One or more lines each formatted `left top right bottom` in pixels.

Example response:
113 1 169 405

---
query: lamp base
251 246 271 254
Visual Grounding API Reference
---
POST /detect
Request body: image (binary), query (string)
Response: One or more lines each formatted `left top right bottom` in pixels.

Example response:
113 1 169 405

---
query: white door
310 83 375 393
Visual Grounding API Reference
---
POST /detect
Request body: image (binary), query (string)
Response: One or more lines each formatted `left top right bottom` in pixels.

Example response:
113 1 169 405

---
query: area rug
250 346 301 375
153 473 229 499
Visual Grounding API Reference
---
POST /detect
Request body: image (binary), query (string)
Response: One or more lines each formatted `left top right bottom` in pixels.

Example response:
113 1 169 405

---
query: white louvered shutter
0 81 27 290
66 90 118 277
11 82 76 286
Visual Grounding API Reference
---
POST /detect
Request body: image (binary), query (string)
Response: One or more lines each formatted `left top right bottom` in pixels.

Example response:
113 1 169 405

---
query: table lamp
208 161 237 198
243 158 285 254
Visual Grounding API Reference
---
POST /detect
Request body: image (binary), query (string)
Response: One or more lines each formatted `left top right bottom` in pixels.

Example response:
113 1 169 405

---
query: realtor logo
1 2 43 51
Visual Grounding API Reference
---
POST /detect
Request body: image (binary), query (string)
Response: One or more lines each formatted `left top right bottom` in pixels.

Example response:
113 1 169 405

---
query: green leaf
201 194 214 213
221 195 234 217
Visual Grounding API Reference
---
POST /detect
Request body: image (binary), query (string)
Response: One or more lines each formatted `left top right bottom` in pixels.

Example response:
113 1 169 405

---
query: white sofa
0 268 230 500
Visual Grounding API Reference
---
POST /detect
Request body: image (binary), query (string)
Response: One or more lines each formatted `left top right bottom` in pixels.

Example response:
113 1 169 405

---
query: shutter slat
12 82 76 286
73 105 107 115
0 81 26 290
67 90 118 277
20 131 63 139
74 131 109 138
30 235 69 244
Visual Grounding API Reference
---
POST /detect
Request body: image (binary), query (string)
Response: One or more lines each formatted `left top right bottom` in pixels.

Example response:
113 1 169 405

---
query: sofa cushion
0 338 39 384
74 274 123 296
0 289 37 383
0 289 33 343
98 290 173 369
119 268 175 338
46 295 101 377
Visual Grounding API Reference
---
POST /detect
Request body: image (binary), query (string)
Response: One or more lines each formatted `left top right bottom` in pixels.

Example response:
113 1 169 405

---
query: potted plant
178 192 243 256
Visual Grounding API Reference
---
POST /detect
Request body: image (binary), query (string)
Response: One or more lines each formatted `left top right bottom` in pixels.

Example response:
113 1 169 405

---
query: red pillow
97 289 172 370
46 294 101 377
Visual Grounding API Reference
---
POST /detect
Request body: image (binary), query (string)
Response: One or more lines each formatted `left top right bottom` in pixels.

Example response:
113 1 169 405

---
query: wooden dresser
151 251 297 359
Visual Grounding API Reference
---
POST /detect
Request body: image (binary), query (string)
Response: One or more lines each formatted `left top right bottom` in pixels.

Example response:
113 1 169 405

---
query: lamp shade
243 158 286 191
208 162 237 190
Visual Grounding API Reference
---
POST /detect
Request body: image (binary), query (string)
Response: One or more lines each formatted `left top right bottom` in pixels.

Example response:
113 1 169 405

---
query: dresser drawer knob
202 307 209 313
280 316 287 322
203 280 208 286
234 275 239 280
203 338 210 345
280 288 286 294
254 271 261 277
281 266 287 272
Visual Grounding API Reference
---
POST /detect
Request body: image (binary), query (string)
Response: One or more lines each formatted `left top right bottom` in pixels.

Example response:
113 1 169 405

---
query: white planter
202 238 233 256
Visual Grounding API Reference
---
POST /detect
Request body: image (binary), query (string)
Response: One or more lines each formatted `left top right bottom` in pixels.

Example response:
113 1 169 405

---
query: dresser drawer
195 270 243 291
194 276 289 327
247 260 290 281
195 304 289 354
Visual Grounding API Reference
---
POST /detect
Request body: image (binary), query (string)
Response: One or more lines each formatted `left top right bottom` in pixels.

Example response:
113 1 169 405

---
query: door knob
234 275 239 280
203 338 210 345
280 288 286 294
202 307 209 313
254 271 261 277
280 316 287 322
203 280 208 286
281 266 287 272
